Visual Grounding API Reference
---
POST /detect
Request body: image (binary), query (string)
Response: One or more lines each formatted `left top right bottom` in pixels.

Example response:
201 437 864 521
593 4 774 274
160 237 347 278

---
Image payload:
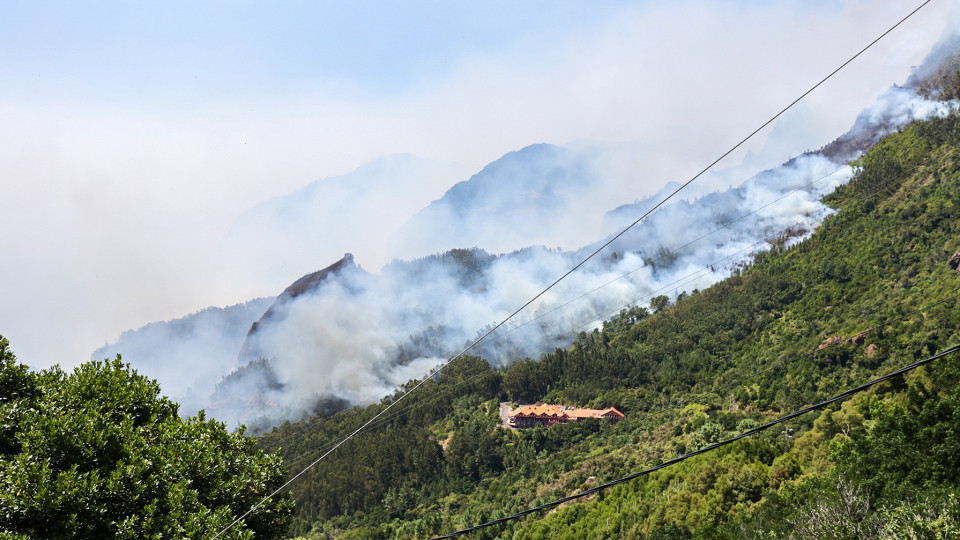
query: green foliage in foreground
261 110 960 539
0 338 292 539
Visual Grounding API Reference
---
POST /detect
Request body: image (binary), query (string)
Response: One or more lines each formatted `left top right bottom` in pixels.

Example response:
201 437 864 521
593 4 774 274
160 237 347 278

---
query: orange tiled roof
510 404 565 417
603 407 625 418
510 404 624 419
567 407 604 419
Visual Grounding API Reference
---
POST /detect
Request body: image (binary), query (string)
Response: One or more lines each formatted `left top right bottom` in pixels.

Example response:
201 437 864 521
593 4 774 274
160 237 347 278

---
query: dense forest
0 341 293 538
256 107 960 539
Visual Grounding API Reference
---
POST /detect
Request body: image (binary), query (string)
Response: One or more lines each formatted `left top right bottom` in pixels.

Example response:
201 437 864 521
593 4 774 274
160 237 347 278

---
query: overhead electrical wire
269 199 842 472
262 136 941 514
265 152 877 465
208 2 933 537
430 344 960 539
261 166 850 461
279 163 959 498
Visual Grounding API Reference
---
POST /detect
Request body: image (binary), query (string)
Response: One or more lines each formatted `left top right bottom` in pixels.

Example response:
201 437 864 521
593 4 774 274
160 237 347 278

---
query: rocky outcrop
817 336 843 350
849 330 870 346
275 252 360 302
817 329 871 351
949 248 960 271
238 253 367 363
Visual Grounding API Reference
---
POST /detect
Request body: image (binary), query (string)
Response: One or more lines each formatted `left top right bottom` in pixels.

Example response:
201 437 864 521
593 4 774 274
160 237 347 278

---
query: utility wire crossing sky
208 2 948 533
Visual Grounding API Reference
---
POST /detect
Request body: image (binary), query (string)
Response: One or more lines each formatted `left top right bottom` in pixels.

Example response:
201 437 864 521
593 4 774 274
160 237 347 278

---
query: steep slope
259 106 960 540
97 27 960 434
158 74 951 430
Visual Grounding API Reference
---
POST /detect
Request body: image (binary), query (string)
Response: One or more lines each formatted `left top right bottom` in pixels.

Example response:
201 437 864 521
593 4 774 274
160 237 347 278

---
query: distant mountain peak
387 143 602 259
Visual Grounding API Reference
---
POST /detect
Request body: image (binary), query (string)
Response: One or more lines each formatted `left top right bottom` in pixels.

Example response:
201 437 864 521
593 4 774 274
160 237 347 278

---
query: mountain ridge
98 32 960 432
387 143 606 259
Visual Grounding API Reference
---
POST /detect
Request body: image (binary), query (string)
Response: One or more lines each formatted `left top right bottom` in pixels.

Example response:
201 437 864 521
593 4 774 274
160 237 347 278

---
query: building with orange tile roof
508 404 624 429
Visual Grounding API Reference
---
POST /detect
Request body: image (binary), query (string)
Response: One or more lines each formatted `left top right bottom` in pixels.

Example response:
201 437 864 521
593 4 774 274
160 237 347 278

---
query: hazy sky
0 0 954 369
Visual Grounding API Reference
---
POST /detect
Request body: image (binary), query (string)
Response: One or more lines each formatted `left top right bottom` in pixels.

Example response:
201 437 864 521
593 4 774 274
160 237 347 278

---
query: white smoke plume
210 152 852 428
105 35 960 429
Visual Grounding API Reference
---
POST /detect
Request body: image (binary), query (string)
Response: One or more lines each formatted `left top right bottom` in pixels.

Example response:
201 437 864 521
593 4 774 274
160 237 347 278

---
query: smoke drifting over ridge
387 144 615 260
206 79 958 428
98 27 960 429
212 154 851 427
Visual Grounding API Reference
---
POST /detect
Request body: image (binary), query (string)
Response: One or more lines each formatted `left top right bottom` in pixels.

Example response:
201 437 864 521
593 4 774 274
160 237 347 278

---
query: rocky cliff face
205 254 368 428
238 253 367 364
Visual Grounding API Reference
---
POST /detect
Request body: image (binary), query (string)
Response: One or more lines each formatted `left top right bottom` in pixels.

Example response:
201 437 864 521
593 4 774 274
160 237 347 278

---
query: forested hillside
257 109 960 538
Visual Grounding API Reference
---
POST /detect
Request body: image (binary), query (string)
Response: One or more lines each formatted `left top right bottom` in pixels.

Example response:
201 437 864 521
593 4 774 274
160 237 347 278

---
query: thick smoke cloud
222 152 848 426
208 81 959 428
3 1 952 375
95 27 960 429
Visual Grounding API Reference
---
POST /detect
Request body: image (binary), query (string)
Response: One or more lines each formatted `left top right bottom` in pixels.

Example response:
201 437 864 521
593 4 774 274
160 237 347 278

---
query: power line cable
275 212 830 473
264 144 927 490
270 154 943 485
254 115 919 467
209 2 932 535
431 343 960 539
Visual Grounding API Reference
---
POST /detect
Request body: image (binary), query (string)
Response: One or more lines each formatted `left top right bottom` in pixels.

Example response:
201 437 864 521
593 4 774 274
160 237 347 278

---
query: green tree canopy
0 336 291 539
